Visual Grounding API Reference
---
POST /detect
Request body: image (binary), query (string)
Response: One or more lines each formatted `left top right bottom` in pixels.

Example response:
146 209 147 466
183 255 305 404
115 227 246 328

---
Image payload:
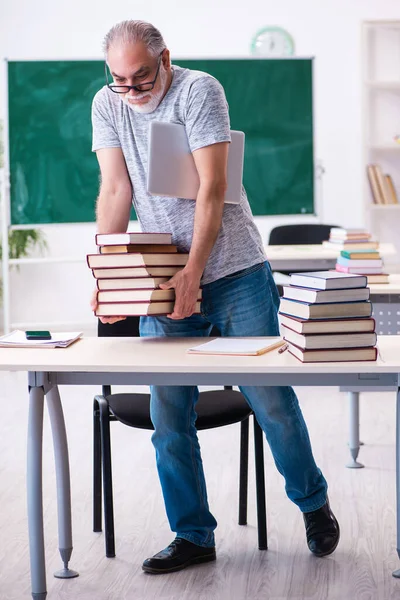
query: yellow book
385 175 399 204
373 164 391 204
367 165 383 204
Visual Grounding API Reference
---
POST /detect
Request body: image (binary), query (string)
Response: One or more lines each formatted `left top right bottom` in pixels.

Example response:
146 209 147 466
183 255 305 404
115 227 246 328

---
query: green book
341 249 380 260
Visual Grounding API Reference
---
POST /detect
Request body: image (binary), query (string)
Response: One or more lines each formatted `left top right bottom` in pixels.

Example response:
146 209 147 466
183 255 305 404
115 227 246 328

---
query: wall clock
251 26 295 57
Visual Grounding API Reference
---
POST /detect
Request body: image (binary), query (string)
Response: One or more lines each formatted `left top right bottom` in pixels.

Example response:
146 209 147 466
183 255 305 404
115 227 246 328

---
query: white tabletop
369 274 400 295
0 336 399 375
265 242 396 261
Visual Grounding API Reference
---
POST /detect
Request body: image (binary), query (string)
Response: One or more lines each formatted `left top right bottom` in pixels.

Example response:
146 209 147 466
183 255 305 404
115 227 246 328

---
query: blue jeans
140 261 327 548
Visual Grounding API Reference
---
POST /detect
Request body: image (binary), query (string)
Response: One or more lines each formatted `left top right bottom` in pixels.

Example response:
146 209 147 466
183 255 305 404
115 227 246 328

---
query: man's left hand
159 268 201 319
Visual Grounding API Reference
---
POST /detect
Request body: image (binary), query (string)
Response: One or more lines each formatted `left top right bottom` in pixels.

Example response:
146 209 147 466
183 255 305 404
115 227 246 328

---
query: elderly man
91 20 339 574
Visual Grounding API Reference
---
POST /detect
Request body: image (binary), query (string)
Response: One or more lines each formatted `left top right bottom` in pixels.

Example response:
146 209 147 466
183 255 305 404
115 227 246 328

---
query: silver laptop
147 121 245 204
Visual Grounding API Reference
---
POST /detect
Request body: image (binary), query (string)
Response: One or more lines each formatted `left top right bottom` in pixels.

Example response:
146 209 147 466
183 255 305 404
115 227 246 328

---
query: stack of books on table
323 227 377 251
87 232 201 316
323 228 389 284
335 248 389 284
278 271 377 363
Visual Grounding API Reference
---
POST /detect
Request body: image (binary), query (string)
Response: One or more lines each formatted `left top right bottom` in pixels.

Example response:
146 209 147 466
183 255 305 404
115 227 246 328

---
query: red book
287 343 377 363
95 300 201 317
278 313 376 335
99 244 177 254
96 289 202 303
92 266 183 279
87 253 188 269
96 276 171 290
282 327 377 350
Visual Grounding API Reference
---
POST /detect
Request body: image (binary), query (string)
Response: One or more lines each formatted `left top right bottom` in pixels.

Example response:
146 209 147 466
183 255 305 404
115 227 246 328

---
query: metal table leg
346 391 364 469
46 386 78 579
27 385 47 600
393 385 400 578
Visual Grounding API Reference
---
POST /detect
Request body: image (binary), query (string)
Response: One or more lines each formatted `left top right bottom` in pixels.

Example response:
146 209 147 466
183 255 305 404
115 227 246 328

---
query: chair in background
268 223 339 295
93 317 268 558
268 223 339 247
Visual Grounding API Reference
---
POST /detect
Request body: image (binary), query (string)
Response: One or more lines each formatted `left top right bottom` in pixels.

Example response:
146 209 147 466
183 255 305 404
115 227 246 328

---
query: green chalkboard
8 59 313 225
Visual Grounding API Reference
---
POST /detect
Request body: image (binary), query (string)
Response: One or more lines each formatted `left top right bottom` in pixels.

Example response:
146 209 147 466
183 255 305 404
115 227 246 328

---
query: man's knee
150 386 197 433
245 386 298 424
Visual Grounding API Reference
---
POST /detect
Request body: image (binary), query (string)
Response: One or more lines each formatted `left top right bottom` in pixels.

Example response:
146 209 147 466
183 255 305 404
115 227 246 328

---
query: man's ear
162 49 171 70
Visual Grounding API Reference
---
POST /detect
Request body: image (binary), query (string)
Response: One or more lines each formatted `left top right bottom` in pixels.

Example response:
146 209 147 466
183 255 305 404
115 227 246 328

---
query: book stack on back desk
323 227 376 250
322 228 389 285
278 270 377 362
87 232 201 316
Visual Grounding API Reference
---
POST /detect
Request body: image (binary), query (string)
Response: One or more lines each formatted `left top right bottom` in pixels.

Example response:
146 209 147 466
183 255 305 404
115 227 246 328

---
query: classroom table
370 274 400 335
265 242 396 272
1 336 400 599
341 275 400 468
265 245 398 468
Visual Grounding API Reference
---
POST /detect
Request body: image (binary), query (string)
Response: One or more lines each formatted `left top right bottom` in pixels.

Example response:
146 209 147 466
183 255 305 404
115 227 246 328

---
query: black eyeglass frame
105 51 164 94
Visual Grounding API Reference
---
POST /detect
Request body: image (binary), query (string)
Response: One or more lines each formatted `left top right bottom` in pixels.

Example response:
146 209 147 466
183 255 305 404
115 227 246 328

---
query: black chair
268 223 339 295
93 317 268 558
268 223 339 247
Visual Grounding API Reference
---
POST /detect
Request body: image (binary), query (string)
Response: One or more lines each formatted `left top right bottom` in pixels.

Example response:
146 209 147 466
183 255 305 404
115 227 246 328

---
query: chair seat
106 390 252 431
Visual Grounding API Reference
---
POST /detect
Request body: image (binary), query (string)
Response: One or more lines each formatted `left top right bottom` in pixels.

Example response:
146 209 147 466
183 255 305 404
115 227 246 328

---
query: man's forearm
185 183 226 278
96 188 132 234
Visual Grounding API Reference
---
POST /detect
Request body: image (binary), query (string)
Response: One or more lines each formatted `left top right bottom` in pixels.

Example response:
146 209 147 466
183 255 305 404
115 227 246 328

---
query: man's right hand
90 288 127 325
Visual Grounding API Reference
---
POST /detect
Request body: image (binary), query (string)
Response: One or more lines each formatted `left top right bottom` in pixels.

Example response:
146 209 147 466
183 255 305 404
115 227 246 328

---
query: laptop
147 121 245 204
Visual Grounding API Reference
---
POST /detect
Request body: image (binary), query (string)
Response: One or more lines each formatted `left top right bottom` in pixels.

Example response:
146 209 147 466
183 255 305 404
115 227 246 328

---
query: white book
95 232 172 246
282 285 370 304
290 271 367 290
330 228 371 236
337 257 383 268
0 330 82 349
187 337 284 356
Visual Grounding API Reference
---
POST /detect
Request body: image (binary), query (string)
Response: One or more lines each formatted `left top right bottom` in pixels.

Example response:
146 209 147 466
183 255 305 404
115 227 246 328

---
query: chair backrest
98 316 140 338
97 317 220 338
268 224 339 246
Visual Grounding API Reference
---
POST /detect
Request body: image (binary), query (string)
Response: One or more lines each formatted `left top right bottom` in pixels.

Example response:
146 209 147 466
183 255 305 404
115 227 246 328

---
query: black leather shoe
142 538 216 574
303 499 340 557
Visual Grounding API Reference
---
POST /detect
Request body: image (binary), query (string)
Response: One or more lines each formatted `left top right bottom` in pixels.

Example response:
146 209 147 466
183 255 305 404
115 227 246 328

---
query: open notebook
187 338 284 356
0 330 82 349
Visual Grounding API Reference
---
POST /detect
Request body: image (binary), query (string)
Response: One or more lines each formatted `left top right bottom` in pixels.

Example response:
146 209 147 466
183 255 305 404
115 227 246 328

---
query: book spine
367 165 383 204
373 164 390 204
386 175 399 204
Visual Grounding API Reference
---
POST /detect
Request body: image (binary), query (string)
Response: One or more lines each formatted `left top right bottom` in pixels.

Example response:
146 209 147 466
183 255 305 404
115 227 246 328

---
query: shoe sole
142 552 216 574
310 517 340 558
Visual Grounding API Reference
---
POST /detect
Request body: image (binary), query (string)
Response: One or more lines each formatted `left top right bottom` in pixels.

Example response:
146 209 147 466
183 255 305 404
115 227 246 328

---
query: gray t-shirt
92 65 266 284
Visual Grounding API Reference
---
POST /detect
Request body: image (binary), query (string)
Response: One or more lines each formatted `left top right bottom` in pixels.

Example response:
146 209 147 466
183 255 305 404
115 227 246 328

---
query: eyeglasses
105 51 164 94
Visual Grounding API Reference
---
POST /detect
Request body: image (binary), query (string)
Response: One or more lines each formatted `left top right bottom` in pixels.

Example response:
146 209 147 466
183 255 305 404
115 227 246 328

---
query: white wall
1 0 400 330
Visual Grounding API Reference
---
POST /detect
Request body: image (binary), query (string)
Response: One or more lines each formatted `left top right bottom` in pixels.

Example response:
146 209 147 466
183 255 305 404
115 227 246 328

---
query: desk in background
370 275 400 335
265 242 396 272
1 336 400 599
266 244 399 468
341 275 400 469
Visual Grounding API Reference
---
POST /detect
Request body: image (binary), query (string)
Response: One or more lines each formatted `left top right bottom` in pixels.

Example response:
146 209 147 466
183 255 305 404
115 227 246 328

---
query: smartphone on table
25 330 52 340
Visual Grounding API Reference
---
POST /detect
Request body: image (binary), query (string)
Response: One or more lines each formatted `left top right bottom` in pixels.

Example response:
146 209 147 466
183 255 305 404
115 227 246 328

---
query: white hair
103 20 167 57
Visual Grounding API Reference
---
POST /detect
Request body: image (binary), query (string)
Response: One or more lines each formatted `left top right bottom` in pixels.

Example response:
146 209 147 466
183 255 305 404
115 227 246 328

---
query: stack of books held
323 228 389 284
87 232 201 317
367 163 398 205
278 270 377 363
